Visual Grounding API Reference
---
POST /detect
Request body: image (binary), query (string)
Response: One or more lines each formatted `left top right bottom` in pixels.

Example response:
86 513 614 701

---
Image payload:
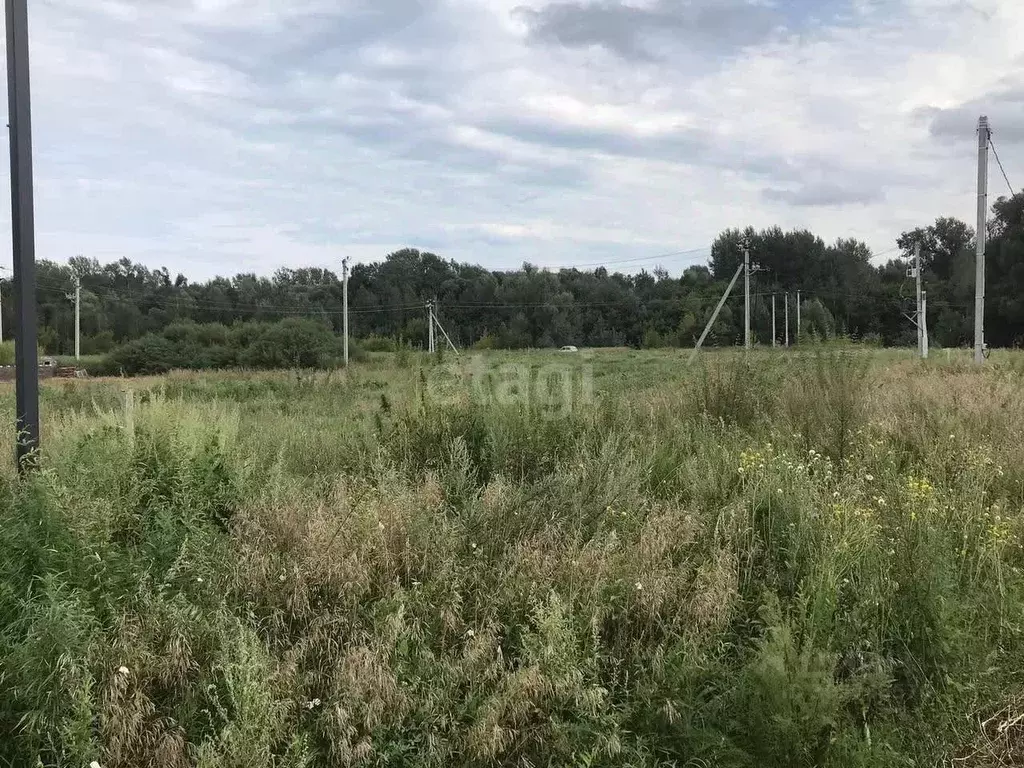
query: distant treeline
11 192 1024 359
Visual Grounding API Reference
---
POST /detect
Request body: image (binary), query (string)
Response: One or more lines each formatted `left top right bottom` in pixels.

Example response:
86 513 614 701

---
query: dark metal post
6 0 40 470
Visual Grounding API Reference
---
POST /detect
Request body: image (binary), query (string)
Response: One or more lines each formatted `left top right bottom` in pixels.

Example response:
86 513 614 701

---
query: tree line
7 191 1024 362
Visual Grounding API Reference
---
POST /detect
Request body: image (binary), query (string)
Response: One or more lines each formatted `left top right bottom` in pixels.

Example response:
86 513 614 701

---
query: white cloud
0 0 1020 280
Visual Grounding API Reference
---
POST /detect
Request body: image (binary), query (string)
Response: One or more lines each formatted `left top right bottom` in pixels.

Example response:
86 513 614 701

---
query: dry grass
2 348 1024 767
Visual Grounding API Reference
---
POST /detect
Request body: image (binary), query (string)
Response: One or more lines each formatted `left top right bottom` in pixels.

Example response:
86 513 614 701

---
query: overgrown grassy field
3 347 1024 767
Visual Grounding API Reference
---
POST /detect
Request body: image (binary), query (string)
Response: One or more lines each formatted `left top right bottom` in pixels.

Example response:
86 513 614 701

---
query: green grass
2 346 1024 766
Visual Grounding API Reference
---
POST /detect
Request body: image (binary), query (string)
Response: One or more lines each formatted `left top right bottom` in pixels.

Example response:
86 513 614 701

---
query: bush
82 331 116 355
360 335 397 353
241 318 342 369
101 319 345 376
105 334 178 375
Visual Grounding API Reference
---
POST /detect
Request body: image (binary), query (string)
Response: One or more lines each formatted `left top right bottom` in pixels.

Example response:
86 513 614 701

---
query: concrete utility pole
427 300 435 353
74 276 80 360
6 0 41 470
915 242 924 358
771 294 777 348
689 262 745 364
796 290 801 343
65 275 81 360
975 115 990 364
784 292 790 347
922 290 929 358
342 257 349 367
743 240 751 350
0 279 4 341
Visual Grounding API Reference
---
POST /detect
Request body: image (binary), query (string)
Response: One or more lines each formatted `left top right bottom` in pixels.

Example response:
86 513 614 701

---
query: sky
1 0 1023 280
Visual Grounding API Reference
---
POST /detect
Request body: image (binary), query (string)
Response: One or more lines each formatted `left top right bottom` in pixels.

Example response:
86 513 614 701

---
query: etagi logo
420 354 594 418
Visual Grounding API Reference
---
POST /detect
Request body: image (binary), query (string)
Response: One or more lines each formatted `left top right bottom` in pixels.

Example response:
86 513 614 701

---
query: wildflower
91 762 103 768
306 698 322 710
117 666 129 676
865 474 874 482
635 581 644 591
196 577 204 584
279 574 286 583
471 542 477 550
466 629 475 638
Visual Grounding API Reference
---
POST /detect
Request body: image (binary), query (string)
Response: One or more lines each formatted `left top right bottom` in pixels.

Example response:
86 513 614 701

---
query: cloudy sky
2 0 1022 280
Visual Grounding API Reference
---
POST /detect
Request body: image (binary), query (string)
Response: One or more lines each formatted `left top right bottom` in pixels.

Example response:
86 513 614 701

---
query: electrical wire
513 246 711 272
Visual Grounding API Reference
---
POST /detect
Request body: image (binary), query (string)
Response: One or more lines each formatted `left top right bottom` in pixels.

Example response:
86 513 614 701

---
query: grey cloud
923 85 1024 144
762 182 882 207
476 116 880 189
515 0 781 60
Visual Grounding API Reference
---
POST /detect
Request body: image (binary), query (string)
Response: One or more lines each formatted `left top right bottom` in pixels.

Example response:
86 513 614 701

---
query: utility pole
433 306 460 355
689 262 744 364
975 115 990 364
915 242 924 358
771 294 777 348
796 290 801 343
65 275 81 360
74 276 80 360
743 240 751 350
922 290 929 358
784 292 790 347
342 258 349 367
6 0 41 470
427 300 435 353
0 279 4 341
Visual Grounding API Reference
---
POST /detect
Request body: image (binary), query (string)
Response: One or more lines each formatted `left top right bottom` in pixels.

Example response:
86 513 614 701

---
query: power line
990 136 1017 197
518 246 711 272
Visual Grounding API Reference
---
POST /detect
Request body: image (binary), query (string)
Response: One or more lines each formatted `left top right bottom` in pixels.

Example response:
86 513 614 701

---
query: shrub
106 334 178 375
241 318 342 369
100 319 345 375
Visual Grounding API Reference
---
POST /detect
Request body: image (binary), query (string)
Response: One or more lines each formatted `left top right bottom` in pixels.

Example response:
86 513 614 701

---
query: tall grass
1 351 1024 766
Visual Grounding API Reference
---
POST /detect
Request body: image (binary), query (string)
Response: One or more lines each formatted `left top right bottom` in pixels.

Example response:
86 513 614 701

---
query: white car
560 345 579 352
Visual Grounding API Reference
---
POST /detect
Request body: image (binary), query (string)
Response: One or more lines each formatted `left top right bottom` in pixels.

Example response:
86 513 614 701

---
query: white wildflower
865 474 874 482
117 666 129 676
635 581 644 591
90 762 103 768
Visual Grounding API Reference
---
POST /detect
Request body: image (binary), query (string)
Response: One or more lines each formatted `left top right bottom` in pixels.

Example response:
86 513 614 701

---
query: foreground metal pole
6 0 41 471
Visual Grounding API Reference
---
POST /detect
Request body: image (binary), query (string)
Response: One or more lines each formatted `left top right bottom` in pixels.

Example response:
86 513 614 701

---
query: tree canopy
10 191 1024 355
